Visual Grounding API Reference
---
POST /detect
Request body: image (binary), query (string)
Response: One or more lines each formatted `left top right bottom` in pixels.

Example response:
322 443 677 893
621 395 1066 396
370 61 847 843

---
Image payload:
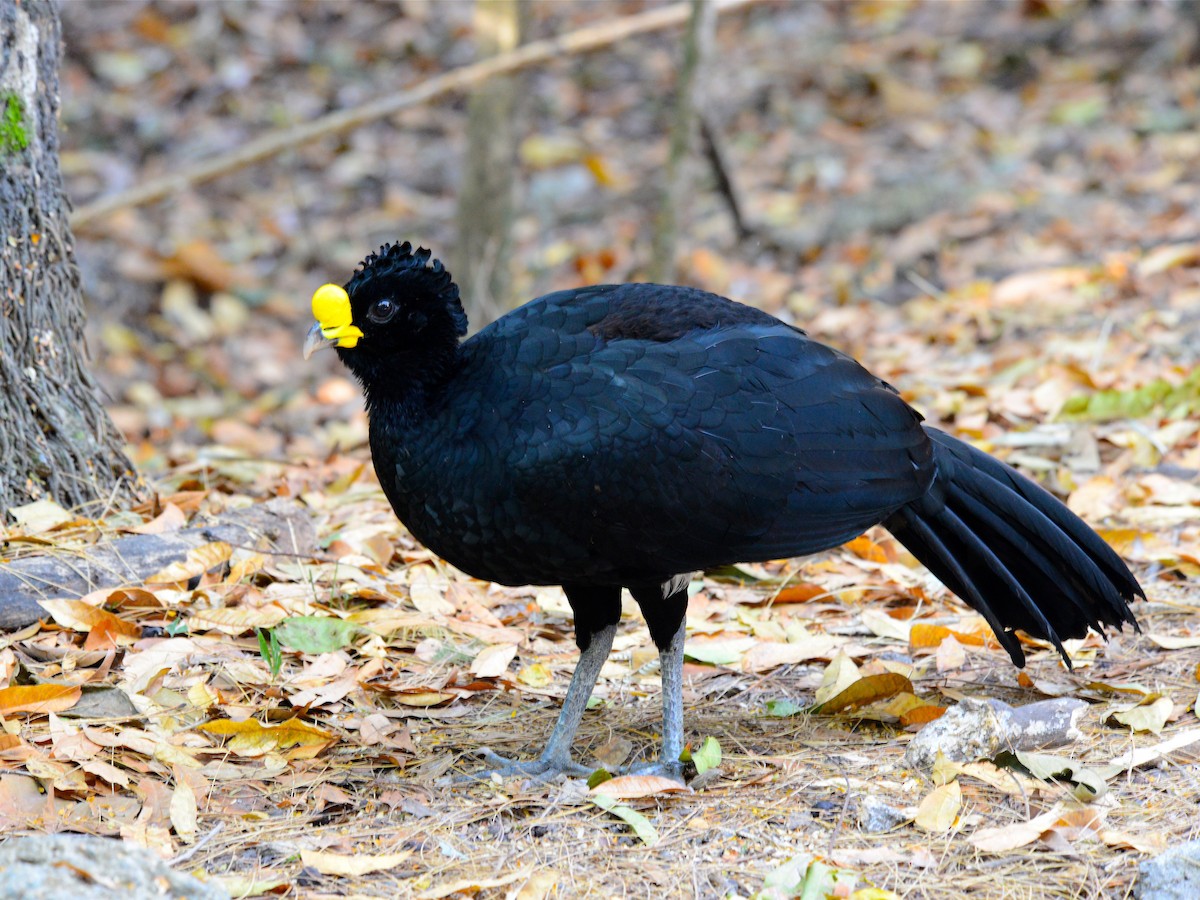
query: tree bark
454 0 527 327
0 0 140 515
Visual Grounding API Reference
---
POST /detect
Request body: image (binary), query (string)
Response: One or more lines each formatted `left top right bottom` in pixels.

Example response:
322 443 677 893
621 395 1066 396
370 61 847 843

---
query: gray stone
1135 839 1200 900
904 697 1087 770
0 834 228 900
857 794 910 833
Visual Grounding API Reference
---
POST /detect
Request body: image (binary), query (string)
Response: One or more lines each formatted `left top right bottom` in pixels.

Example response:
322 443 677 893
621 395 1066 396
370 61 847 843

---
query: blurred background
60 0 1200 485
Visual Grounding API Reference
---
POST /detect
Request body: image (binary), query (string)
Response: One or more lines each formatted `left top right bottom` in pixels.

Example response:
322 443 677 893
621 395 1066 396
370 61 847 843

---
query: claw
453 747 594 784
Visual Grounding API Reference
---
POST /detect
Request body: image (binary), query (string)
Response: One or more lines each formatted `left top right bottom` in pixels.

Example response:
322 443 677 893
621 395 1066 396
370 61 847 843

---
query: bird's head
304 242 468 395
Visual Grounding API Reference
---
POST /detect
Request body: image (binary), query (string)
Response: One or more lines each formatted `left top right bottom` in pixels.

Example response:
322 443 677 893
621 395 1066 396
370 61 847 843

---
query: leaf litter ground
4 2 1200 898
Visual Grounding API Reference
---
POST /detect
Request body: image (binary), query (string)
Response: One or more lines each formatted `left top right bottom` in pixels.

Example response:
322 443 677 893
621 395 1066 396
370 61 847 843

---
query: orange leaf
910 623 996 649
900 705 947 727
845 535 889 564
817 672 913 714
0 684 82 715
773 583 827 603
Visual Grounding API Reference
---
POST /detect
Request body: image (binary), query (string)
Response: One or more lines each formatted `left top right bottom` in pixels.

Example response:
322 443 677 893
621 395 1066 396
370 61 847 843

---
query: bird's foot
624 757 686 783
454 747 594 784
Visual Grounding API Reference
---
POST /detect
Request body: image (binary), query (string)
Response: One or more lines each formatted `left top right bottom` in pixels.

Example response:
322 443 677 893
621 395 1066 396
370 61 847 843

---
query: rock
1135 840 1200 899
904 698 1087 770
0 834 227 900
857 795 910 833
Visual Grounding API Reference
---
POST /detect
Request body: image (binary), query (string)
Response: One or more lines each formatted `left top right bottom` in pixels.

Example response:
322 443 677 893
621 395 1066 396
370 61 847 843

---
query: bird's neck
352 343 462 426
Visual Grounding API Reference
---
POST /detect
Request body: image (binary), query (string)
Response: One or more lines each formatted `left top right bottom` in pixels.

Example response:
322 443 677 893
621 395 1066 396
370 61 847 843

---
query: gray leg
658 618 686 765
472 621 617 780
629 580 689 781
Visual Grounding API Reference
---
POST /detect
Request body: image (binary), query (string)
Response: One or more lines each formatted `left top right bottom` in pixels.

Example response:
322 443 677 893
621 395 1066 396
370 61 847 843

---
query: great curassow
304 242 1142 780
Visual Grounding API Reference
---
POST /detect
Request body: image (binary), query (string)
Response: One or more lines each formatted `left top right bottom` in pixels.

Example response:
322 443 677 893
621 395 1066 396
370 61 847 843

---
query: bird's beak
304 283 363 358
303 321 336 359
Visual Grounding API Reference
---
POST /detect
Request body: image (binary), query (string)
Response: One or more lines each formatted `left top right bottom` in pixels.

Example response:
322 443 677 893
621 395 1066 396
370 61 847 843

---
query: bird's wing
465 289 934 583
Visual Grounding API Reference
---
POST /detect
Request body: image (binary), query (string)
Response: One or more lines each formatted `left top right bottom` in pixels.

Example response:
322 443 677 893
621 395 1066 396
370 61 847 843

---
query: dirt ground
1 1 1199 897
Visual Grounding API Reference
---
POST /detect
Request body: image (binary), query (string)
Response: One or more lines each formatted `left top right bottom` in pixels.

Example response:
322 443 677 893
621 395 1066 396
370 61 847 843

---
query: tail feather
885 428 1142 667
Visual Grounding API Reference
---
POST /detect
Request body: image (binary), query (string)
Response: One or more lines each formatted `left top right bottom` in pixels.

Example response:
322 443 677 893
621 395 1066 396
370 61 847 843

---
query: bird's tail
884 428 1142 666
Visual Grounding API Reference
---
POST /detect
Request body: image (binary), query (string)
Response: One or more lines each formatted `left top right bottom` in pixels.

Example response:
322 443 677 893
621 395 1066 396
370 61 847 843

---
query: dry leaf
39 598 141 644
169 781 198 843
299 848 411 876
198 717 336 759
469 643 518 679
188 605 287 634
146 542 233 584
129 503 187 535
970 806 1063 852
914 780 961 833
1108 696 1174 734
590 774 691 799
817 673 913 714
0 684 82 715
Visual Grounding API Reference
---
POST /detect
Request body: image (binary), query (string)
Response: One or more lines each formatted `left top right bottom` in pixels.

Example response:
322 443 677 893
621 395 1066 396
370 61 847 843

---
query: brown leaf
817 672 913 714
590 774 691 799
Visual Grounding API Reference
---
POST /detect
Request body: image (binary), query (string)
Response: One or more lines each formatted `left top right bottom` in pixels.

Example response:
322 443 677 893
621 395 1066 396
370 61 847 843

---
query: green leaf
1004 751 1110 801
256 627 282 680
683 638 755 666
586 768 613 790
689 736 722 775
590 794 658 846
764 698 806 718
273 616 359 654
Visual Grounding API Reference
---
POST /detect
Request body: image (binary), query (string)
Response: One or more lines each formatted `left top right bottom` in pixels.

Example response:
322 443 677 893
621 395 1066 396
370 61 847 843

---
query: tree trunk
454 0 527 328
0 0 140 515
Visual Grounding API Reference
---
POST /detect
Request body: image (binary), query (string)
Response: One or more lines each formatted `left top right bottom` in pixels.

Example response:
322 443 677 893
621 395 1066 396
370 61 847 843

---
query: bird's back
370 284 935 586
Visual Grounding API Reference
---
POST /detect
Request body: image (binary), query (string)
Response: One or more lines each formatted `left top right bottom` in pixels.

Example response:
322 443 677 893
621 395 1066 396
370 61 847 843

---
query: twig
70 0 764 229
168 822 225 866
698 110 751 241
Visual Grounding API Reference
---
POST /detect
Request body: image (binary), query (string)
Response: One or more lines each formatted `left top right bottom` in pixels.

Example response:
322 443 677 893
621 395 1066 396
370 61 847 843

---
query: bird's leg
470 585 622 781
629 579 690 781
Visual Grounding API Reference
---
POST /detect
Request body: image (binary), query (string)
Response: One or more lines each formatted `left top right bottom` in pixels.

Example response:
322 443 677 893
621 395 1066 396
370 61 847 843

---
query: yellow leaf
8 498 73 533
198 717 335 758
299 848 411 876
1109 695 1174 734
39 598 141 643
813 651 860 707
817 673 913 714
146 542 233 583
0 684 82 715
188 605 287 634
914 780 961 833
517 663 552 687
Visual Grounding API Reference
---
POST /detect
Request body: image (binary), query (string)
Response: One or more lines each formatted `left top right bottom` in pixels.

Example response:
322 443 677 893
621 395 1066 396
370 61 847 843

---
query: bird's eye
367 298 397 323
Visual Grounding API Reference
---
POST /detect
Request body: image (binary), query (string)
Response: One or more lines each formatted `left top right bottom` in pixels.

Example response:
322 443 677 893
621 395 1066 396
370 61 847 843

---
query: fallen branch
0 499 316 630
71 0 763 229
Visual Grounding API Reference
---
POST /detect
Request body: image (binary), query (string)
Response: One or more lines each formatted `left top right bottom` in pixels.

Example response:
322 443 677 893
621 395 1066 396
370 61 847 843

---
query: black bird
304 242 1142 780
